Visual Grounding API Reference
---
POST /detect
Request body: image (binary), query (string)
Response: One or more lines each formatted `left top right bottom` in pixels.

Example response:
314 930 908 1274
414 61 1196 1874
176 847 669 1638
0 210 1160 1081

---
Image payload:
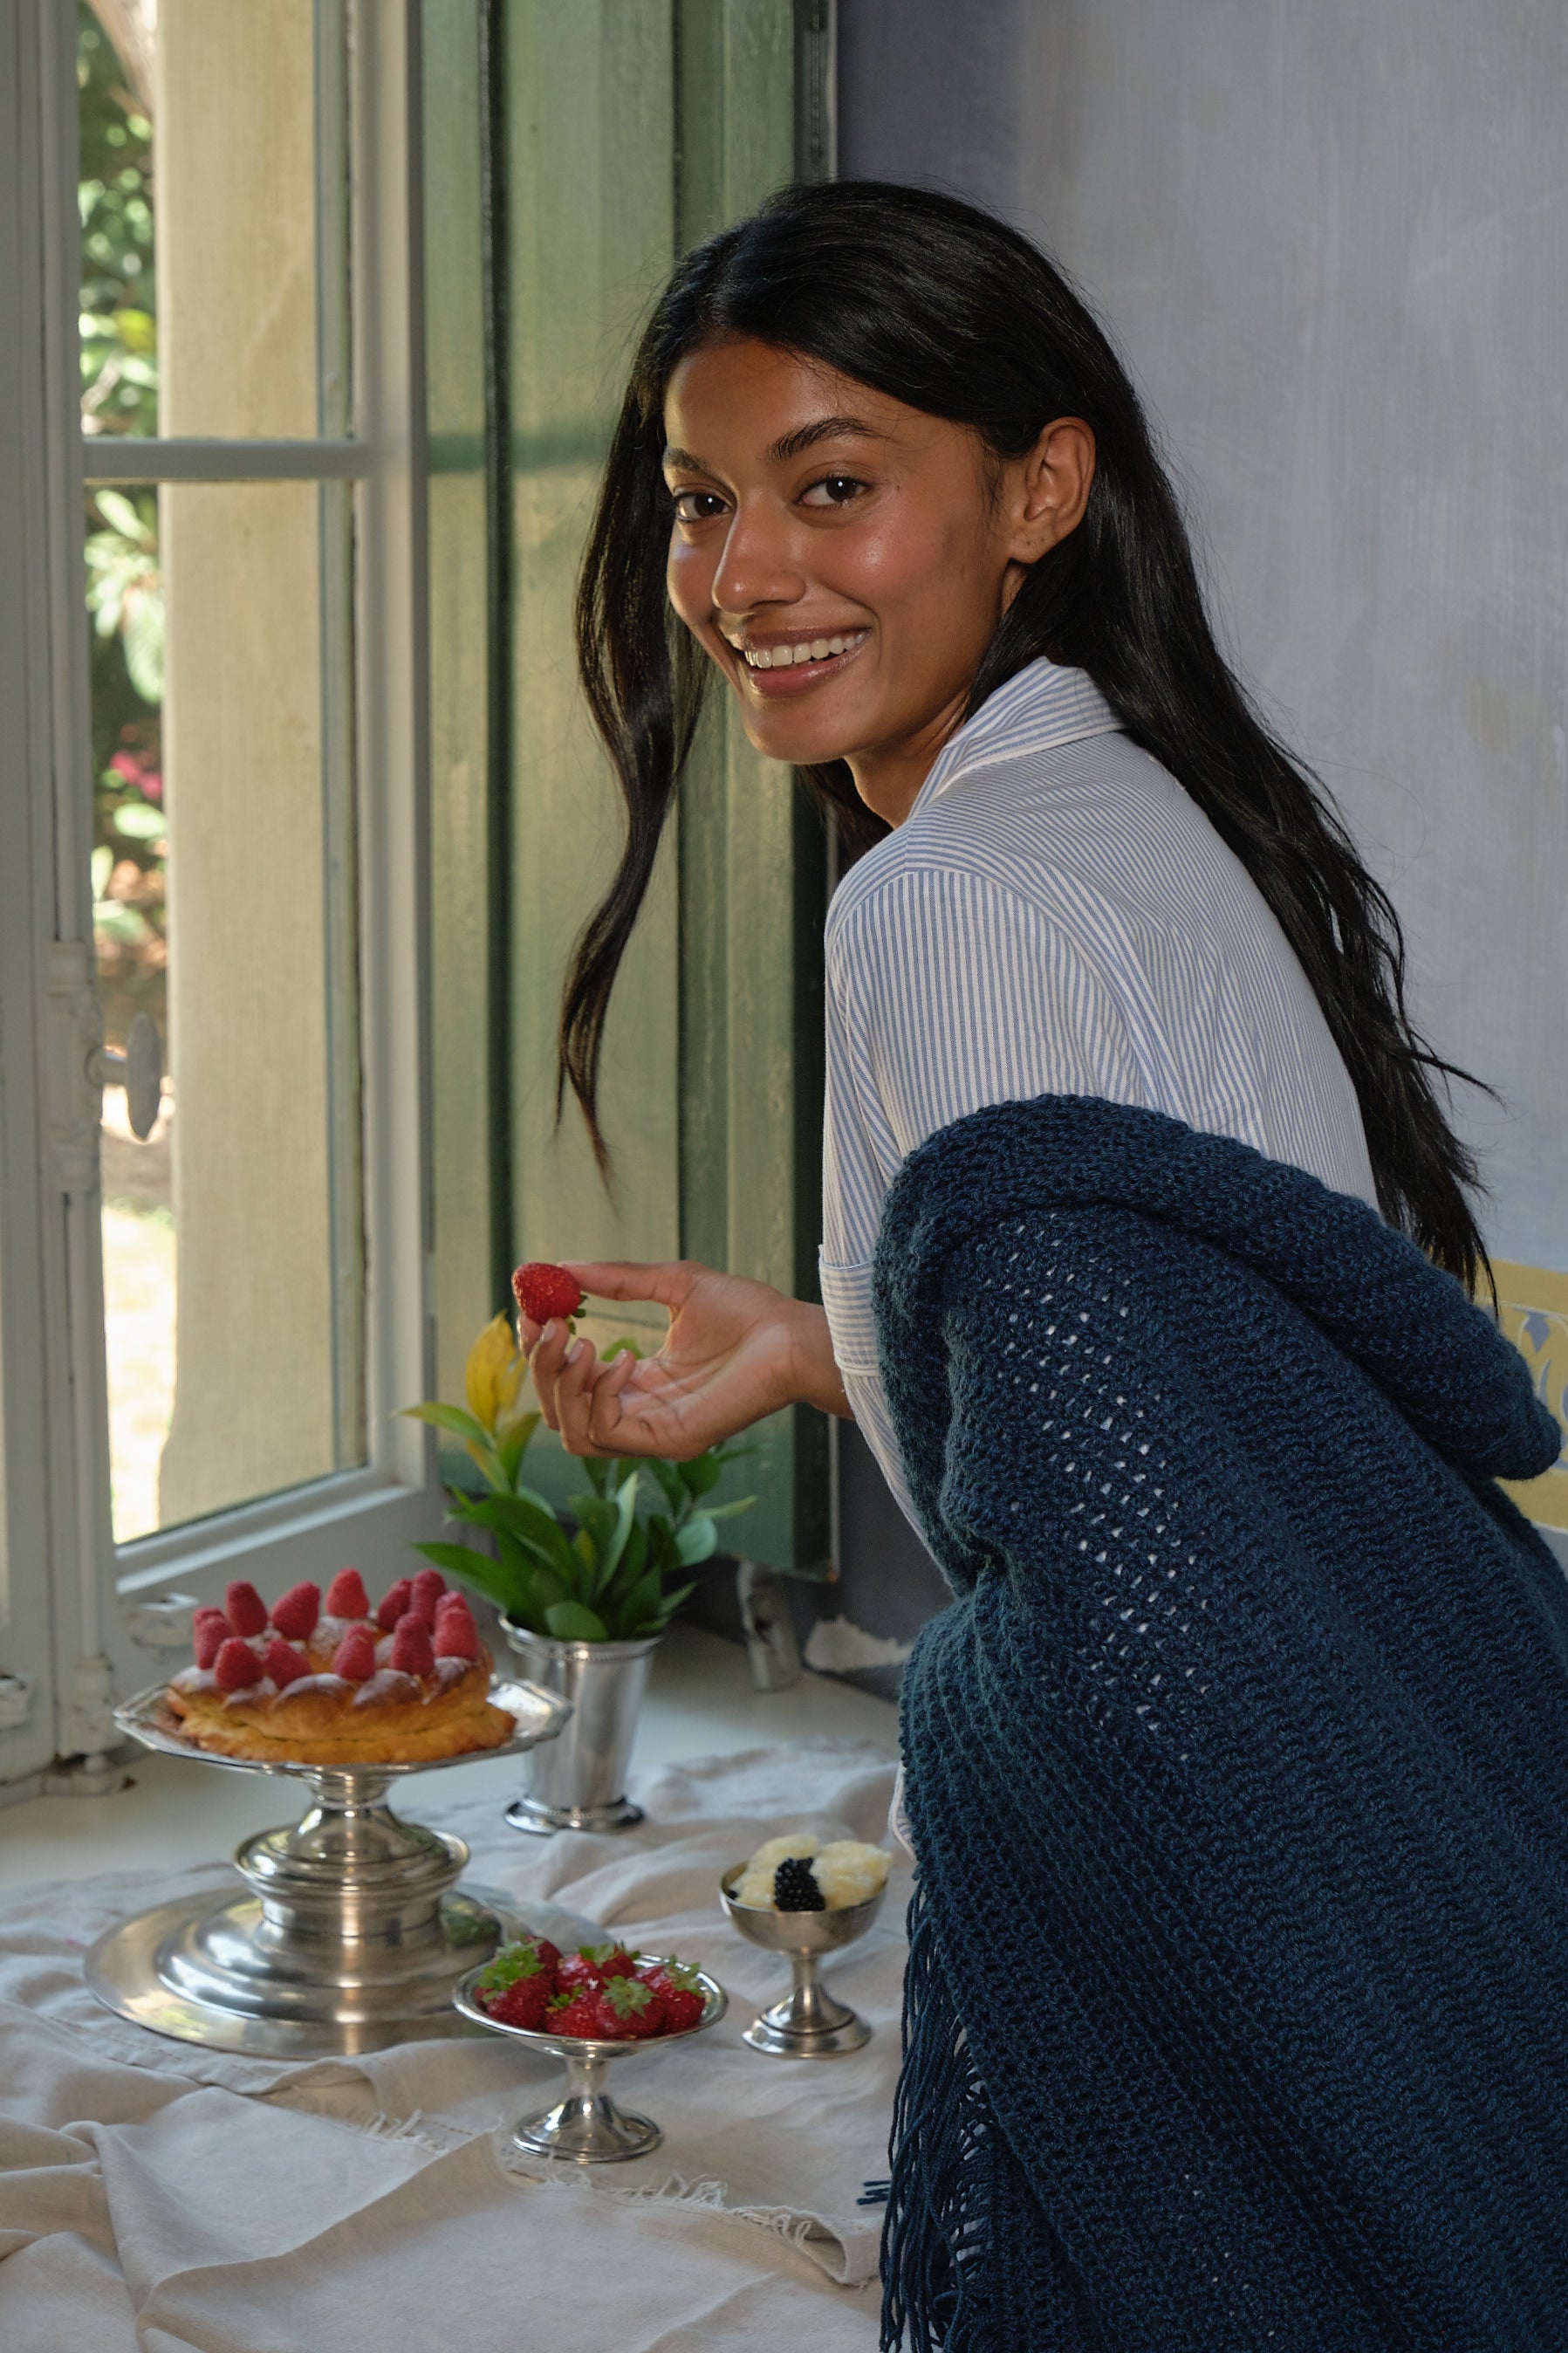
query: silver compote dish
720 1863 886 2056
454 1951 726 2163
86 1677 572 2059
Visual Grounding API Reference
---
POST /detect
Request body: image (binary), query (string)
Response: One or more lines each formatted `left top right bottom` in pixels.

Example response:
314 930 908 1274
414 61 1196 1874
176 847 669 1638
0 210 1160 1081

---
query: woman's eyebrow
769 415 885 462
661 417 887 477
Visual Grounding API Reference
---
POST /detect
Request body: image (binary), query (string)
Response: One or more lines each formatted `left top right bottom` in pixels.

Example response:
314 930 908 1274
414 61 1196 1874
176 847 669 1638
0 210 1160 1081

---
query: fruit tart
164 1568 517 1765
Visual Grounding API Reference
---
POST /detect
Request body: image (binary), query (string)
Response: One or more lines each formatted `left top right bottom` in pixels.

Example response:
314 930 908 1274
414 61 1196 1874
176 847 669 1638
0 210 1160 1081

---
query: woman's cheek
833 508 970 614
666 537 714 635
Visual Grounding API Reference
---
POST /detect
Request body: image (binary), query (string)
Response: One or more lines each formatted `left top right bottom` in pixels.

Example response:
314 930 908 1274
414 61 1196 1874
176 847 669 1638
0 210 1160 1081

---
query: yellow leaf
464 1312 518 1435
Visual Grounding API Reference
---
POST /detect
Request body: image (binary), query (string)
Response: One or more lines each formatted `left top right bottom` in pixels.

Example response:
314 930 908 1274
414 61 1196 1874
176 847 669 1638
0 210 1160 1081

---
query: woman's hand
523 1259 850 1458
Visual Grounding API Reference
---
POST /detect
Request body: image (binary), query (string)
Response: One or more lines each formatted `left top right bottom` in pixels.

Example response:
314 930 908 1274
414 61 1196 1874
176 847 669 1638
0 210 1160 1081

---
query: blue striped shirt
818 660 1380 1845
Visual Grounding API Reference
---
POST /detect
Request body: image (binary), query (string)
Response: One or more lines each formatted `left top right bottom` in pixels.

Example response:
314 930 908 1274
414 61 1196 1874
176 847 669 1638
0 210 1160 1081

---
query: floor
0 1622 900 1899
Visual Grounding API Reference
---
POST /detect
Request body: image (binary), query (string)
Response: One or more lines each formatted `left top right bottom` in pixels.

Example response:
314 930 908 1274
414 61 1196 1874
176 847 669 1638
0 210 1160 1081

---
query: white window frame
0 0 441 1785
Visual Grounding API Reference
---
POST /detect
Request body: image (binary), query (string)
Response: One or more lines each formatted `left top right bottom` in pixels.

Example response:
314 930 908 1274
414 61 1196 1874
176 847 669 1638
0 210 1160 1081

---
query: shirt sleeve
831 861 1161 1170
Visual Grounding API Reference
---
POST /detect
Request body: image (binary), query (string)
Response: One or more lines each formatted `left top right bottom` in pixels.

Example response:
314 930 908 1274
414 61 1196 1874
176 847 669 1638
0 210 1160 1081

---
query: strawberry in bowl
456 1936 727 2163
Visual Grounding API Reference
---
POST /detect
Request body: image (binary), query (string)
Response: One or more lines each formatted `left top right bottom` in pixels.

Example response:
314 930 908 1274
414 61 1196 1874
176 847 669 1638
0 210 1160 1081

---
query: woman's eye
671 489 728 524
800 475 866 509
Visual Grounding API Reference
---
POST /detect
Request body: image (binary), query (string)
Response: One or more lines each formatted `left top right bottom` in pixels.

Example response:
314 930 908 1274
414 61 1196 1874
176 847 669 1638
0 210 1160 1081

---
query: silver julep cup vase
500 1621 660 1835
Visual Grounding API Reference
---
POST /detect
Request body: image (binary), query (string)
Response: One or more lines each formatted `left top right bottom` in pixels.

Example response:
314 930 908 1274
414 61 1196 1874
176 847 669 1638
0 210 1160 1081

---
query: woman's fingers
557 1259 695 1313
551 1333 601 1454
526 1317 572 1430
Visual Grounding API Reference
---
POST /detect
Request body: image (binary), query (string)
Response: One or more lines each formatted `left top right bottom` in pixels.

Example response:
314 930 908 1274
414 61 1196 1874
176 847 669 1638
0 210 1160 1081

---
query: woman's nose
710 498 804 617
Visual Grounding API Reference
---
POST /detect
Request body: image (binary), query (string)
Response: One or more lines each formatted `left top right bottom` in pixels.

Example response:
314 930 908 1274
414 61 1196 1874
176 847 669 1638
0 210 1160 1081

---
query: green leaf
524 1561 572 1615
612 1568 663 1636
93 487 146 539
570 1495 617 1563
414 1539 490 1580
544 1600 608 1642
596 1517 649 1614
632 1579 696 1637
495 1413 541 1487
581 1456 610 1498
463 1492 576 1577
491 1529 543 1588
464 1437 511 1492
414 1540 527 1620
600 1470 640 1587
642 1514 680 1580
111 799 164 840
123 596 164 703
677 1452 723 1497
506 1480 559 1518
646 1459 686 1513
402 1401 491 1448
702 1495 757 1522
675 1515 718 1566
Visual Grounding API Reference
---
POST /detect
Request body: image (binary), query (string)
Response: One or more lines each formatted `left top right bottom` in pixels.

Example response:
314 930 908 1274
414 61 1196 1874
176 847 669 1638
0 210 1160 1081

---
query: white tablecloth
0 1738 907 2351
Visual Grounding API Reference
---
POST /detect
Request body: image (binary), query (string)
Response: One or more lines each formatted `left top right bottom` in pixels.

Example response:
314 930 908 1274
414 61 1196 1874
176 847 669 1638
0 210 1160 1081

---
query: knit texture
872 1094 1568 2351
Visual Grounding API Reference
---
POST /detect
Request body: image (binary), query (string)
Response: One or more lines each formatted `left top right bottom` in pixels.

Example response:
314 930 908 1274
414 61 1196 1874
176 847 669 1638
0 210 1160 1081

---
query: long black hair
567 179 1499 1304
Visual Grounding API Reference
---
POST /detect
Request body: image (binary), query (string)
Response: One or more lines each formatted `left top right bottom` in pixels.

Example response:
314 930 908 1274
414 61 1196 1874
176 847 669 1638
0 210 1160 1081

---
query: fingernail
540 1320 558 1344
565 1338 585 1363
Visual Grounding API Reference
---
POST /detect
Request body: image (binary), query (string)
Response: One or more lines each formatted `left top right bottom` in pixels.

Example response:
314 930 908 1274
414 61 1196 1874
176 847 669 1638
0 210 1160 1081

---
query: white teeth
743 628 865 669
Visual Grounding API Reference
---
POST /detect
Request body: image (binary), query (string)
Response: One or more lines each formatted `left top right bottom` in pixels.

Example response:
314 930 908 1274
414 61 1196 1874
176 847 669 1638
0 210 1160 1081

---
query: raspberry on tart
389 1613 435 1677
325 1568 370 1621
270 1581 320 1642
410 1567 447 1627
224 1581 269 1639
376 1577 413 1631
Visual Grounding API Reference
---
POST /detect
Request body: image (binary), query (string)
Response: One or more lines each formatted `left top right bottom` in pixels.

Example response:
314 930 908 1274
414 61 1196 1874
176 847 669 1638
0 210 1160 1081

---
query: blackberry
773 1856 825 1911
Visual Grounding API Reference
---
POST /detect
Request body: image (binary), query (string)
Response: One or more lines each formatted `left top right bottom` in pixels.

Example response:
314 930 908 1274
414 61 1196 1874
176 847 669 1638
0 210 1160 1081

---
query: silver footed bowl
720 1862 887 2057
84 1678 573 2061
454 1951 726 2164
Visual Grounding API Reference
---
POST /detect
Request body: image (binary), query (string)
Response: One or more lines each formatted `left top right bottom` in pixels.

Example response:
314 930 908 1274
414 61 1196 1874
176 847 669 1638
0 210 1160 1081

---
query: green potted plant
406 1314 753 1832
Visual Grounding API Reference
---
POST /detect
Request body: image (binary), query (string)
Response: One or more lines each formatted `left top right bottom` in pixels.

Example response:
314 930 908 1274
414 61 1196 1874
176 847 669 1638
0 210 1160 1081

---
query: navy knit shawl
873 1094 1568 2352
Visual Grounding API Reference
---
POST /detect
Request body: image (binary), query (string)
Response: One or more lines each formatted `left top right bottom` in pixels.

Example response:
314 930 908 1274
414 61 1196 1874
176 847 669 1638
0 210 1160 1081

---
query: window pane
77 0 346 443
92 481 364 1541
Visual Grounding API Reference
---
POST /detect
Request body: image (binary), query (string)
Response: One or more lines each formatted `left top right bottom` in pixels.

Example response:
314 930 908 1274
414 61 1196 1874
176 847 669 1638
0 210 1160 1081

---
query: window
0 0 434 1789
0 0 832 1789
80 3 366 1541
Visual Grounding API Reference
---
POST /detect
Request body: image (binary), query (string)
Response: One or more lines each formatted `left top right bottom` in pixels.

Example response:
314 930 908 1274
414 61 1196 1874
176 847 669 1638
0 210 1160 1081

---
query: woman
524 182 1568 2349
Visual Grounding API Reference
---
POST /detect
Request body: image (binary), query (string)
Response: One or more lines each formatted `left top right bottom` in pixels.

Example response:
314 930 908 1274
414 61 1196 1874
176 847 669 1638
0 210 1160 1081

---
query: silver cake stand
454 1953 726 2163
86 1678 572 2059
720 1863 886 2056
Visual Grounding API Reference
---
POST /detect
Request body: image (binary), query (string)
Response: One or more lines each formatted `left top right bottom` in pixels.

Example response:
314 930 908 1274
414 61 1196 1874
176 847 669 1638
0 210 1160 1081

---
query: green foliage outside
78 3 166 1049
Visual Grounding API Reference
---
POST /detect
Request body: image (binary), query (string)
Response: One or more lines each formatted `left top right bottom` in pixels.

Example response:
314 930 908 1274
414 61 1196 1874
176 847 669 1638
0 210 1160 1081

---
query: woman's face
661 336 1092 825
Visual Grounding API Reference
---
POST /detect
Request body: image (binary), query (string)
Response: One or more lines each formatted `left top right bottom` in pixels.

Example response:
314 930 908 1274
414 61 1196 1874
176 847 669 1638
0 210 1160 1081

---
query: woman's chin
730 694 864 771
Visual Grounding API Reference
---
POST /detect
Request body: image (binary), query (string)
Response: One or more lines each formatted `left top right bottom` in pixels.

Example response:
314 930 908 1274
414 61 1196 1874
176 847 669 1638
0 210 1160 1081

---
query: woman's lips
731 629 870 698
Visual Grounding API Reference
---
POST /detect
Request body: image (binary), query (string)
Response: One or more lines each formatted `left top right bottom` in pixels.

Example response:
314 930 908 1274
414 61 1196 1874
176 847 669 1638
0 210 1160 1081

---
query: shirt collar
906 658 1124 821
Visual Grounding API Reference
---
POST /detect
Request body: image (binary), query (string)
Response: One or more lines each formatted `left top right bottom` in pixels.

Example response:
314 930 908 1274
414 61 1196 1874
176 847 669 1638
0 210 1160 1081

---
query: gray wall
833 0 1568 1613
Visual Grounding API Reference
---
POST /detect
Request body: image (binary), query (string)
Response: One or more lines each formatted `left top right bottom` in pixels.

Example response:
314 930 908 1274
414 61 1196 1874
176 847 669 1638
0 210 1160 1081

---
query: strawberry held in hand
512 1261 585 1327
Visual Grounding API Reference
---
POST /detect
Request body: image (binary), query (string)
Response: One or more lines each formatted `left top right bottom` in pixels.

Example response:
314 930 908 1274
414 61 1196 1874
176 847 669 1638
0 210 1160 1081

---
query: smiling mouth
725 628 869 673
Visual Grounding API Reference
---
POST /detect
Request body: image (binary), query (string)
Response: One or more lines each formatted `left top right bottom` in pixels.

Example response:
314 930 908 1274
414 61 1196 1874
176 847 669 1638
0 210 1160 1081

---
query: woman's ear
1006 416 1096 567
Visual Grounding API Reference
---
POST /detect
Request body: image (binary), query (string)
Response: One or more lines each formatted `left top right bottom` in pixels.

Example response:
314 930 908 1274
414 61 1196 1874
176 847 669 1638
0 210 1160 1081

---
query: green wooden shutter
423 1 833 1568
